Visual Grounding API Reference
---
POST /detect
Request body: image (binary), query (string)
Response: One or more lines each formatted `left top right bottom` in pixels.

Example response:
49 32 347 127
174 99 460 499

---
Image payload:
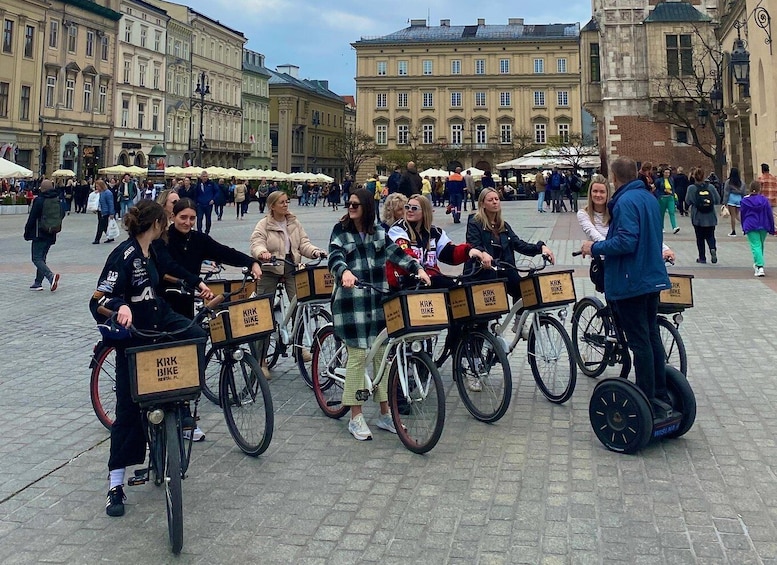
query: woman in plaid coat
328 188 431 441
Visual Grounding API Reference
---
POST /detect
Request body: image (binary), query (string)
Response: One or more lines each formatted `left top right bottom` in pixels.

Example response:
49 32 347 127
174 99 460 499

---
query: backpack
39 197 63 235
694 184 714 213
365 179 376 192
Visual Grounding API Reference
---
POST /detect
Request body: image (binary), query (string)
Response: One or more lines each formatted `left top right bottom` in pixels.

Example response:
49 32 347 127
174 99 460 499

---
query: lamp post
194 71 210 167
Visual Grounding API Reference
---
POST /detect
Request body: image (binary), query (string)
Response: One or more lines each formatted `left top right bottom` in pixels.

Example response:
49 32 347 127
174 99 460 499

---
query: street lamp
730 38 750 87
710 82 724 114
194 71 210 167
696 107 709 128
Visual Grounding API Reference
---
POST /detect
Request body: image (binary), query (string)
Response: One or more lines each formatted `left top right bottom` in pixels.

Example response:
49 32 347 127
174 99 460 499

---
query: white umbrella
0 157 33 178
98 165 130 176
164 166 186 178
51 168 76 178
419 168 449 179
315 173 334 183
181 166 204 177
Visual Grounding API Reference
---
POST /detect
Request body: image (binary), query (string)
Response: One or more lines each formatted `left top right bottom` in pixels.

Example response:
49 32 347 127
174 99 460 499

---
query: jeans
569 192 579 212
536 190 545 211
258 197 267 214
236 200 247 218
196 204 213 233
693 225 716 261
611 292 666 401
215 203 224 219
448 192 464 222
120 199 132 217
31 239 54 285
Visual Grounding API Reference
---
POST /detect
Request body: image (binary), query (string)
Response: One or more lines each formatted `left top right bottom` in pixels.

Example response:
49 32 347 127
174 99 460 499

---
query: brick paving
1 199 776 564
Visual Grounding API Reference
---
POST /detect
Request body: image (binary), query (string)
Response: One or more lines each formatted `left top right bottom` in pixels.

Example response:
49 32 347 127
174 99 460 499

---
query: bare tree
329 129 379 180
546 133 598 170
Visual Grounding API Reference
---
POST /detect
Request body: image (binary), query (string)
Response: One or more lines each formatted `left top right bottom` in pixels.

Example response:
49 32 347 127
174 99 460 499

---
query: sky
185 0 593 96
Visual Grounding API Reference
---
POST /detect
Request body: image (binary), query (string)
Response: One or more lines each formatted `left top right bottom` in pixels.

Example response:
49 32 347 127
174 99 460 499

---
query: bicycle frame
492 298 569 354
273 284 330 353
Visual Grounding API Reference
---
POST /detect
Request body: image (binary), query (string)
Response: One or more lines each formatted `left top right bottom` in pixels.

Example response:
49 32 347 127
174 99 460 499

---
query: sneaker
183 427 205 442
465 375 483 392
375 412 397 434
347 413 373 441
29 284 43 291
696 258 706 264
757 266 765 277
728 231 736 237
50 273 60 292
104 238 115 243
754 263 760 277
710 249 717 264
672 227 680 234
105 485 126 517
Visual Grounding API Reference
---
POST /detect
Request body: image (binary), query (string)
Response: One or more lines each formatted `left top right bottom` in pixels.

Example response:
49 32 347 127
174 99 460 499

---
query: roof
62 0 122 21
243 60 272 77
355 22 579 44
581 18 599 32
644 1 711 23
268 69 344 102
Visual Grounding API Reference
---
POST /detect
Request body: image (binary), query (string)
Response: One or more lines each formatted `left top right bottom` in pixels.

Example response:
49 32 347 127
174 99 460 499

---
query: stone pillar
277 97 294 172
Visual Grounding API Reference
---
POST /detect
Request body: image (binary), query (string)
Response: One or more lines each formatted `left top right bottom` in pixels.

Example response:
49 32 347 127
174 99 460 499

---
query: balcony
206 140 252 153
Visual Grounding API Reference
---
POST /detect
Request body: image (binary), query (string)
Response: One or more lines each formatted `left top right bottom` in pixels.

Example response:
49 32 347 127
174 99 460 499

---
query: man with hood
24 179 62 291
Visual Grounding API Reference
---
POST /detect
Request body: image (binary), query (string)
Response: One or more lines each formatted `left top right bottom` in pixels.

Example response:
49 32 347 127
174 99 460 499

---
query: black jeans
610 292 666 401
95 214 110 242
693 225 716 260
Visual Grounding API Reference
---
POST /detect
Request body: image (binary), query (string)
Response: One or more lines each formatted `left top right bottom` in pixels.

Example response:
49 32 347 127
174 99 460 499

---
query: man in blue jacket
195 170 216 234
580 156 672 415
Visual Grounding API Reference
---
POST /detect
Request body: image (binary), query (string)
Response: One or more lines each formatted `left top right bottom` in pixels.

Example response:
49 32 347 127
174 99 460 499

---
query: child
740 180 775 277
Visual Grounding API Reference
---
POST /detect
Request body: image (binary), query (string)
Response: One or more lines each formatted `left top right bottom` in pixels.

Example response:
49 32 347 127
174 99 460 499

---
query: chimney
440 19 450 27
410 19 427 27
508 18 524 25
477 18 485 26
276 64 299 78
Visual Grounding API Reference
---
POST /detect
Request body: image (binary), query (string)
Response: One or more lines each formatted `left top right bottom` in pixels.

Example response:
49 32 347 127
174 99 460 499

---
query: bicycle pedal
355 389 370 401
128 471 149 486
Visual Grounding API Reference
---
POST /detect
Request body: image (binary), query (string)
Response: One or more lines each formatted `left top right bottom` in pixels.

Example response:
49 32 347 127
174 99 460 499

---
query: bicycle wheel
528 315 577 404
202 346 225 406
220 353 274 457
149 421 165 487
389 351 445 454
264 328 282 369
90 345 117 430
452 329 512 423
571 297 611 378
311 325 349 419
657 317 688 376
164 414 183 554
294 307 333 388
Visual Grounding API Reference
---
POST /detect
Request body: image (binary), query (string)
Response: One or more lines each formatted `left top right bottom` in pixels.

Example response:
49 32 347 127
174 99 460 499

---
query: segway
589 366 696 454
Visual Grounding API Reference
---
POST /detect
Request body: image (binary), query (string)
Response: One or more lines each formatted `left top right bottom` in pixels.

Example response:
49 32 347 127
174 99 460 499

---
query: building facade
111 0 167 168
352 17 583 175
162 16 191 166
242 48 272 169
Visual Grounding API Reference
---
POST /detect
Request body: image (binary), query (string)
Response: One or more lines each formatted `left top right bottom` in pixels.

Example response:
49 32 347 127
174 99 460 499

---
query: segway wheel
663 366 696 439
589 378 652 454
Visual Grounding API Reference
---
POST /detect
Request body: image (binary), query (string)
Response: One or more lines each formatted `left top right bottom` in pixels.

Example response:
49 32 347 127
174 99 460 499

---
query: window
65 77 75 109
83 80 92 112
138 102 145 129
558 123 570 143
590 43 600 82
101 36 109 61
422 92 433 108
49 21 58 48
475 59 485 74
45 75 56 107
98 83 107 113
3 20 14 53
475 91 486 107
534 58 544 73
138 62 146 87
422 60 432 75
500 91 511 107
67 24 77 53
451 123 463 145
398 60 408 76
500 59 510 74
123 60 131 83
397 124 409 145
422 124 434 144
153 65 160 89
173 39 181 57
674 127 689 144
121 99 129 127
534 91 546 106
450 91 461 107
376 92 387 108
375 124 387 145
500 124 512 144
24 25 34 58
557 90 569 106
397 92 408 108
0 82 8 117
451 59 461 74
534 123 547 144
475 124 487 145
140 26 147 48
154 31 161 51
666 34 693 77
125 21 132 43
85 30 94 57
377 61 386 76
557 58 567 73
19 85 30 120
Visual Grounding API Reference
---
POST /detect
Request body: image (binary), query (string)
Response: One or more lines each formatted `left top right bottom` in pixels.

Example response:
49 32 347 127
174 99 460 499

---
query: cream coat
234 183 247 203
250 213 323 275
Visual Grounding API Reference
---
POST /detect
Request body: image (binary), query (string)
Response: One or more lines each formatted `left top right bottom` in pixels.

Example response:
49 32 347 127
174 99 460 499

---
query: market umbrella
164 166 185 178
126 165 147 177
98 165 130 176
0 157 33 178
51 168 76 178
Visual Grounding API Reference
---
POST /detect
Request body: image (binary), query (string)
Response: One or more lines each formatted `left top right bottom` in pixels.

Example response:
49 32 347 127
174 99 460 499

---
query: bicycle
310 278 447 454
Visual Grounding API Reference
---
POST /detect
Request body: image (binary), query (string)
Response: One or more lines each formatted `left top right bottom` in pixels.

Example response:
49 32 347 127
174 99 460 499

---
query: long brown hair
340 188 376 235
584 174 611 226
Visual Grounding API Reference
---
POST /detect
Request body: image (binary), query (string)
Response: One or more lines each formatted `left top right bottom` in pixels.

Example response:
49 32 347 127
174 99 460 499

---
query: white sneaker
375 412 397 434
183 427 205 442
348 414 373 441
672 227 680 234
465 375 483 392
757 267 765 277
754 264 760 276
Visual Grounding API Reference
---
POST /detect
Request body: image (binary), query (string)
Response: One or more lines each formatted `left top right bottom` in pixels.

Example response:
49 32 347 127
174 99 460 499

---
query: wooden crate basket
449 280 510 322
209 294 274 346
206 278 258 303
127 338 207 405
295 266 334 302
519 270 576 310
383 289 450 338
659 274 694 312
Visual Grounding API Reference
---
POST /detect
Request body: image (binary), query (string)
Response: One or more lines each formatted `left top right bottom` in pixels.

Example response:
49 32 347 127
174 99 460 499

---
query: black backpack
694 183 714 213
39 197 63 234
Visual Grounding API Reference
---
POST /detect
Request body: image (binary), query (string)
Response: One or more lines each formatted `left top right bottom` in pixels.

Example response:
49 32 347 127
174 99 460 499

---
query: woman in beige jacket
250 190 326 376
234 181 247 219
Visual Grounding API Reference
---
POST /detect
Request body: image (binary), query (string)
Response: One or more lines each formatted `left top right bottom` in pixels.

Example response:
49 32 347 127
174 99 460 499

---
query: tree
546 133 598 170
329 129 379 179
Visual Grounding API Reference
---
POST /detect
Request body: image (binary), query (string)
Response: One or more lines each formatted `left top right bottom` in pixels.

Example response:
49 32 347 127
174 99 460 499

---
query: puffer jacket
249 213 324 275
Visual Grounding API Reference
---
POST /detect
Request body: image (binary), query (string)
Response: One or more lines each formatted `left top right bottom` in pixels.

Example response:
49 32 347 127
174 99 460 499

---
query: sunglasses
404 204 421 212
347 202 361 209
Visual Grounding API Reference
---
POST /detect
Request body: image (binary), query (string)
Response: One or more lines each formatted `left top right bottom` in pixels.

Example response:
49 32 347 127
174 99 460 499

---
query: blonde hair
584 174 612 226
403 194 433 246
473 188 505 233
381 193 407 225
266 190 288 214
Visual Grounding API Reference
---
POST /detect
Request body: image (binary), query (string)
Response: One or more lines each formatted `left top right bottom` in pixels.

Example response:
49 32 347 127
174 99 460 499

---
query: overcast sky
184 0 592 96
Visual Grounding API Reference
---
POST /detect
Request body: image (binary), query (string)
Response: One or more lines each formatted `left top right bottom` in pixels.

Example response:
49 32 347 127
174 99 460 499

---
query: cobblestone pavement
1 199 777 564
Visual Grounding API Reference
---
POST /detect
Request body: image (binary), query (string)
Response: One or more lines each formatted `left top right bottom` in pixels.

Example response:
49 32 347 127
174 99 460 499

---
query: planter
0 205 30 215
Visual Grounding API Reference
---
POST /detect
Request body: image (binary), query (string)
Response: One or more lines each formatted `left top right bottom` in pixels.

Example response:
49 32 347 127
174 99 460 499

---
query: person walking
446 167 466 224
685 167 721 264
116 174 138 218
549 168 563 212
386 166 402 195
722 167 746 236
757 163 777 225
328 181 341 211
257 179 270 214
398 161 423 198
657 167 680 234
740 180 775 277
535 170 547 212
234 179 247 219
674 167 690 216
93 179 116 244
24 179 62 292
214 178 228 221
194 171 216 233
463 170 475 211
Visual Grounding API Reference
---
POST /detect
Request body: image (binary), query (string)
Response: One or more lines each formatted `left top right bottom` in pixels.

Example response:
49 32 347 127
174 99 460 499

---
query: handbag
106 217 121 240
720 205 730 218
86 191 99 213
589 256 605 294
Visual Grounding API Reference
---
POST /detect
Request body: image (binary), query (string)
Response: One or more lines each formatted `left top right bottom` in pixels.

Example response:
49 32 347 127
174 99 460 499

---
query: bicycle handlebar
493 255 552 274
260 253 327 269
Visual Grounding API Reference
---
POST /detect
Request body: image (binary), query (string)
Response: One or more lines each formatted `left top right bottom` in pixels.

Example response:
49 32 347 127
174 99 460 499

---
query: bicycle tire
90 345 117 430
452 329 512 423
311 325 349 419
220 353 274 457
657 317 688 376
571 297 611 378
202 346 226 406
164 414 183 554
294 307 333 389
528 315 577 404
264 327 282 369
389 351 445 454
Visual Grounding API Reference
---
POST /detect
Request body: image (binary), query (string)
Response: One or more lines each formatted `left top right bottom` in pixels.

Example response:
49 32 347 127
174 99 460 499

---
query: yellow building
352 17 582 175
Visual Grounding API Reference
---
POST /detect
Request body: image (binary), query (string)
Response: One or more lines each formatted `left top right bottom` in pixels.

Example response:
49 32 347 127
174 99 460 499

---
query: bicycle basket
126 338 207 405
382 289 449 338
209 294 274 346
207 279 258 303
518 270 576 310
448 280 510 322
659 274 693 313
295 265 334 302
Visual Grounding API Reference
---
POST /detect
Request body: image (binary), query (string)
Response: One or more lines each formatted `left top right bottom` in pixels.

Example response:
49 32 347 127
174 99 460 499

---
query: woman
380 193 407 230
89 200 207 518
639 162 656 194
722 167 747 236
234 179 247 220
93 179 115 244
328 188 430 441
656 168 680 234
466 188 555 299
685 167 721 264
328 181 341 211
156 188 180 220
421 176 432 199
740 180 775 277
249 190 326 378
